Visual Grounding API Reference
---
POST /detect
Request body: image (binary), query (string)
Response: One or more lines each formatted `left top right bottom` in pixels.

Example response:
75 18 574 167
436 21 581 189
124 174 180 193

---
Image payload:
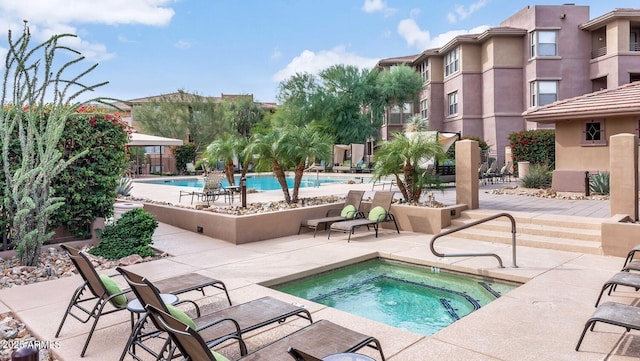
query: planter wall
144 201 467 245
389 203 467 234
144 203 341 245
601 214 639 257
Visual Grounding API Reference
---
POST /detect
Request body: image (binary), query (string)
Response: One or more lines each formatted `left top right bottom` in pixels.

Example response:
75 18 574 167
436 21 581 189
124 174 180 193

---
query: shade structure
128 133 184 146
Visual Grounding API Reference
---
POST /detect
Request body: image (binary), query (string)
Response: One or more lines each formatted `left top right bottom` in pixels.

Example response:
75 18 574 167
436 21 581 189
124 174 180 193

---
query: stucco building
376 5 640 166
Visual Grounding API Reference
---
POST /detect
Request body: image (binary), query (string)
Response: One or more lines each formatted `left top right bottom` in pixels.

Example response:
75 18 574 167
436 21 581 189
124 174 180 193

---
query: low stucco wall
144 203 340 245
601 214 640 257
144 201 464 244
390 204 467 234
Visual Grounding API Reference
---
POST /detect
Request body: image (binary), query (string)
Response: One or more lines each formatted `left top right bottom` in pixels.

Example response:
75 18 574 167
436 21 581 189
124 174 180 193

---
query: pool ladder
429 212 518 268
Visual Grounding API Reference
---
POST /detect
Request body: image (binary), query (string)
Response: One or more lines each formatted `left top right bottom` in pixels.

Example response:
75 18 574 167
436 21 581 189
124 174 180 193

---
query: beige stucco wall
461 44 481 72
552 116 640 192
555 116 638 171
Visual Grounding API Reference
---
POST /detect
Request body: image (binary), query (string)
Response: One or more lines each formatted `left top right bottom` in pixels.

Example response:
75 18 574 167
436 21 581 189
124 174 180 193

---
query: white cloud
398 17 490 50
397 18 431 50
272 45 378 82
361 0 396 17
447 0 489 23
0 0 176 61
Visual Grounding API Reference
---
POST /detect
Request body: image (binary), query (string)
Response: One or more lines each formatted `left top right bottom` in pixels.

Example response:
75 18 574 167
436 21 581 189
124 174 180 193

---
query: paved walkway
1 176 637 361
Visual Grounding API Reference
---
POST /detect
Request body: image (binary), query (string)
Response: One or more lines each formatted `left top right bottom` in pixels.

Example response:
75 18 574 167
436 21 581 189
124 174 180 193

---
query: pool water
138 174 348 191
275 259 518 336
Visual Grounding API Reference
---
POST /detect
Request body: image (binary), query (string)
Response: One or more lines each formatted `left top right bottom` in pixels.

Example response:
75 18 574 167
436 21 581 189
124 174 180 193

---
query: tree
200 134 247 186
285 125 332 203
377 64 425 109
0 24 107 265
247 126 332 204
228 96 264 138
373 132 445 203
246 128 292 202
132 90 233 149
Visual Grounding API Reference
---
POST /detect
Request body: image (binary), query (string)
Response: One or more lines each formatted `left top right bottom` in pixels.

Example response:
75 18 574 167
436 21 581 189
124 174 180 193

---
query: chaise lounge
575 301 640 351
117 267 313 360
146 304 386 360
328 191 399 242
299 190 365 237
54 244 232 357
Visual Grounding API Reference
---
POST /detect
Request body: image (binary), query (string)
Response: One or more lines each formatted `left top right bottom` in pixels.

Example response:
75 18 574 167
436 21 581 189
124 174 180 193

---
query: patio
0 179 636 360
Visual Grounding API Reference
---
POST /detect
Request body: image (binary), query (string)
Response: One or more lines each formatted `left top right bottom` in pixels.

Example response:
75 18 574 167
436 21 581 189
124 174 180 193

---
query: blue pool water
275 259 517 336
137 174 348 191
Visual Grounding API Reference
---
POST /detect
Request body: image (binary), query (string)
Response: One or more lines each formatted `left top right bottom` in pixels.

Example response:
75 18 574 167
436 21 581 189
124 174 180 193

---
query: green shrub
521 163 552 189
89 208 158 259
445 135 488 162
590 171 610 195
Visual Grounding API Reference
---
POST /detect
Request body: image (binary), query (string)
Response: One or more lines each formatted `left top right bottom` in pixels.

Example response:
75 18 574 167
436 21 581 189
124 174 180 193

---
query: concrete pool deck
1 176 637 360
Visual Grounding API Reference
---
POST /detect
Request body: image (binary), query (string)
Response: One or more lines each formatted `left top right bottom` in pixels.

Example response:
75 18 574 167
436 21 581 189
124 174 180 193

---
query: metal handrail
429 212 518 268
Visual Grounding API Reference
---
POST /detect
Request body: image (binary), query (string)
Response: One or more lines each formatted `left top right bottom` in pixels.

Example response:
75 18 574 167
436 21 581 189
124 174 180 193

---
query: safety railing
429 212 518 268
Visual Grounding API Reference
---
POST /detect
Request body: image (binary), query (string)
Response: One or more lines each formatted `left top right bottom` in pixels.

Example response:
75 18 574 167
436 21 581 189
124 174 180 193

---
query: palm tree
373 132 444 203
285 125 332 203
245 128 293 203
201 134 246 186
404 115 429 133
247 126 332 204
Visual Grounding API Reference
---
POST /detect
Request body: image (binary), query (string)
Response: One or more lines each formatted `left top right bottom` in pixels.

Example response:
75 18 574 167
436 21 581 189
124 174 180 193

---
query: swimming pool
274 259 518 336
137 174 350 191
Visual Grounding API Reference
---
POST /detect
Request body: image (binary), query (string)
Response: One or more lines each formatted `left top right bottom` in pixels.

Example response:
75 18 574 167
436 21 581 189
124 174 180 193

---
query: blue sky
0 0 637 103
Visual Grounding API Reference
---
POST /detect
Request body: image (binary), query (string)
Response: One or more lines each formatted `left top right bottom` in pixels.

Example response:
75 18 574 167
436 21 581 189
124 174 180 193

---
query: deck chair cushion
369 206 387 222
341 204 357 219
166 304 197 330
99 274 127 307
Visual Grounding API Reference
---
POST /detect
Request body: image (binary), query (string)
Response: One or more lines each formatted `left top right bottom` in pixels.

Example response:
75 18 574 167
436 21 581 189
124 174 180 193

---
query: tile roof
523 81 640 123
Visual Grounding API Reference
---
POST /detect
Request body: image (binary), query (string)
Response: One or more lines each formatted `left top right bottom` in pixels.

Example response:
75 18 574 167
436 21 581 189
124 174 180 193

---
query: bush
590 171 610 195
89 208 158 259
521 163 552 189
116 177 133 196
508 129 555 170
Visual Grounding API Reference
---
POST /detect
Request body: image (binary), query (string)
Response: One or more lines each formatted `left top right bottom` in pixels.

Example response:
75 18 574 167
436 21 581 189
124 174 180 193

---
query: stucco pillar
455 140 480 209
610 133 638 220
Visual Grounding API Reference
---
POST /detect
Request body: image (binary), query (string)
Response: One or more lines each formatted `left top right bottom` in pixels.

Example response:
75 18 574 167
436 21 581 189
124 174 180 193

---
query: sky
0 0 638 104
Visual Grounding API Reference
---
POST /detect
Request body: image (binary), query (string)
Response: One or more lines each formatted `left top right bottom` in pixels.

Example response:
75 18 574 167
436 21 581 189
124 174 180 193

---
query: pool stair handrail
430 212 518 268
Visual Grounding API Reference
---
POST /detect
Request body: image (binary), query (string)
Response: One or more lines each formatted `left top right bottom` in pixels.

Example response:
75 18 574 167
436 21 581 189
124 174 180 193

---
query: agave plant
589 171 610 195
116 177 134 196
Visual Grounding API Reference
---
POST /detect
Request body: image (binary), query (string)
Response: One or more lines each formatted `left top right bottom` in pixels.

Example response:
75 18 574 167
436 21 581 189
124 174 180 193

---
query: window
530 30 558 57
420 99 429 119
582 120 606 146
445 47 459 76
419 61 429 82
389 105 401 124
447 91 458 116
530 81 558 107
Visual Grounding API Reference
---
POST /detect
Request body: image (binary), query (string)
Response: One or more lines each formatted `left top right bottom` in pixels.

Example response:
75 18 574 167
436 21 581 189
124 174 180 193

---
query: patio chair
575 301 640 351
116 267 313 360
299 190 365 237
179 172 228 205
146 304 386 361
622 245 640 271
328 191 399 242
55 244 232 357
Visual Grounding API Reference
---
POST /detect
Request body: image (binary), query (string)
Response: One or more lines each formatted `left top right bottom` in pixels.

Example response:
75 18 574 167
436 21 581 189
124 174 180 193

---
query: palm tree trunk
225 159 235 185
272 161 291 203
292 162 305 203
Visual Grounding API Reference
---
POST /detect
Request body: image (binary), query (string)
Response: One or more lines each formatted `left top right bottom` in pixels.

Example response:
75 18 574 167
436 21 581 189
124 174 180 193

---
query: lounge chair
116 267 313 360
575 301 640 351
146 304 386 360
622 245 640 271
328 191 399 242
54 244 231 357
299 190 365 237
179 172 228 205
594 271 640 307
